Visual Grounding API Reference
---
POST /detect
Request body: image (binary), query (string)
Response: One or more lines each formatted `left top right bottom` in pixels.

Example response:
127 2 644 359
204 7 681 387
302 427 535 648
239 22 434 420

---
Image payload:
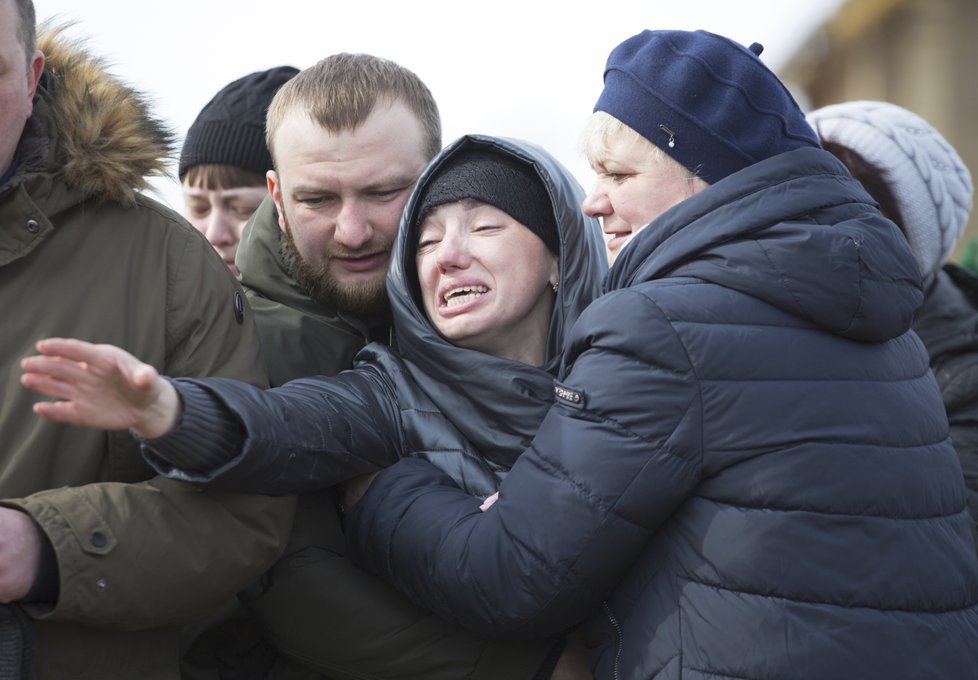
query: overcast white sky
33 0 844 209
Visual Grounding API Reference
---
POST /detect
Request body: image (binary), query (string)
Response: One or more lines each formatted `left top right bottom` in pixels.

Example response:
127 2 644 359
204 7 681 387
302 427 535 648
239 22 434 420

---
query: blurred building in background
782 0 978 265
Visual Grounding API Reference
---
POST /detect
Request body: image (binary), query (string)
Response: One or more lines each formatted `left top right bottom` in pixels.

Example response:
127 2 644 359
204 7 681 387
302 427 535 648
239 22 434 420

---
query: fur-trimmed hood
30 26 174 207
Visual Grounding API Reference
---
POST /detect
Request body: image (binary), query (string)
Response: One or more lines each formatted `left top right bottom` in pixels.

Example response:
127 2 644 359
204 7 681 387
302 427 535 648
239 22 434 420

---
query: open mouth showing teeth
444 285 488 307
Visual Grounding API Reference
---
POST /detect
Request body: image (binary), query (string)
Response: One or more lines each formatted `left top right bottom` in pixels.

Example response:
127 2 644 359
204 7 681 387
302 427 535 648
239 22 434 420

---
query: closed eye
369 184 413 202
417 237 441 252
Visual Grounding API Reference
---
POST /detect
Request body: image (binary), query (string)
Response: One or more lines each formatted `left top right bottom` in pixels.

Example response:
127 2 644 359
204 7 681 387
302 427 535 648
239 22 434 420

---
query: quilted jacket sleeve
346 288 704 638
142 365 405 494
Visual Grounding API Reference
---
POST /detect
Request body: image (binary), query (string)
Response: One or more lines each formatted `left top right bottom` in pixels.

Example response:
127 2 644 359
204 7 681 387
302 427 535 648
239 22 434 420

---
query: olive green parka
0 29 294 678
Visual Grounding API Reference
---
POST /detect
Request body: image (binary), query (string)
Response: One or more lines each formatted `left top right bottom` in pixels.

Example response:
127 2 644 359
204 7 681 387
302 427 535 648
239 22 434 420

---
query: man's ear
267 170 286 234
26 51 45 115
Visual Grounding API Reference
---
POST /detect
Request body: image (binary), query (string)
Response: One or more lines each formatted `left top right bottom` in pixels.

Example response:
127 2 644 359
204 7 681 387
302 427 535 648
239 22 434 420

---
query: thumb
131 364 160 392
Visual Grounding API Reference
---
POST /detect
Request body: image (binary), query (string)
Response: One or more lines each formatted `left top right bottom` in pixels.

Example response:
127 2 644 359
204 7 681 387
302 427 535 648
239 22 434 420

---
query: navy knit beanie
416 148 559 254
179 66 299 179
594 30 820 185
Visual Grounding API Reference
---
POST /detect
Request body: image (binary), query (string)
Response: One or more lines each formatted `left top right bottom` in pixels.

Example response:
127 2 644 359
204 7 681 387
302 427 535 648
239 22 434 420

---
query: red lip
334 252 388 273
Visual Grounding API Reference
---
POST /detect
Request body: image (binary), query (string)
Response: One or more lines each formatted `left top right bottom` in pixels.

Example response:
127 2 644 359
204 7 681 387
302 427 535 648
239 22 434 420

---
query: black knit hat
179 66 299 179
416 148 559 254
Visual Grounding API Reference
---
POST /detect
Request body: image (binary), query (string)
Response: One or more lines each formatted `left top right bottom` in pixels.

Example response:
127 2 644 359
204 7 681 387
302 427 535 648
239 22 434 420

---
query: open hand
20 338 179 439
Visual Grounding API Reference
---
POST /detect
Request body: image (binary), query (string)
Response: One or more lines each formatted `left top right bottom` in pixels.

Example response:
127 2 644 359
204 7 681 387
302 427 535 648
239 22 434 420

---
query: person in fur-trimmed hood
0 2 294 678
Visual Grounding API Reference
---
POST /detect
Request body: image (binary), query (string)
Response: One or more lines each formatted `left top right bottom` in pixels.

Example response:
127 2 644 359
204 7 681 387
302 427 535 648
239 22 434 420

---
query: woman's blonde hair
580 111 704 188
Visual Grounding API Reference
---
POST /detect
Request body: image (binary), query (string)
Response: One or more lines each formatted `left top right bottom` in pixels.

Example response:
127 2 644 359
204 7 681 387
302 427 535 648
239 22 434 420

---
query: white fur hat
807 100 973 279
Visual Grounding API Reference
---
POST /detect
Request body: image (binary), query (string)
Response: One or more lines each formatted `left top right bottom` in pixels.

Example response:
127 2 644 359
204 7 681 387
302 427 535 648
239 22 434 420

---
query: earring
551 281 559 293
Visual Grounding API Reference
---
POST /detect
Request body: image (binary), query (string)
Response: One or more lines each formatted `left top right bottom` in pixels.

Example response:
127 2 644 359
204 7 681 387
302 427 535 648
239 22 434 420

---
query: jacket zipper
602 601 623 680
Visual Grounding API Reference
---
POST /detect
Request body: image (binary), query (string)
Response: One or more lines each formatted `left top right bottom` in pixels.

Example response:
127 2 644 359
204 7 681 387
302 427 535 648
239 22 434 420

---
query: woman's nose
205 208 236 246
581 186 611 218
435 231 471 271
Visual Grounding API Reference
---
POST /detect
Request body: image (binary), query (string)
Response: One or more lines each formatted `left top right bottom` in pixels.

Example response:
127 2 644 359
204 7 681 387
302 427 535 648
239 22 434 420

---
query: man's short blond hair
266 53 441 167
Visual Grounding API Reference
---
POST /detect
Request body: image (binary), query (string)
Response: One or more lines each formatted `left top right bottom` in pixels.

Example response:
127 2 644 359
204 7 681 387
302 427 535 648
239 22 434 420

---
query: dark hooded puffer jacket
142 134 608 497
913 263 978 538
0 29 293 679
345 146 978 680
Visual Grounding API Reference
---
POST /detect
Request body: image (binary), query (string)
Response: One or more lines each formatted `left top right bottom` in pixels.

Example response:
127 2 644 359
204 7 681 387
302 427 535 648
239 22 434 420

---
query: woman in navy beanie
340 29 978 679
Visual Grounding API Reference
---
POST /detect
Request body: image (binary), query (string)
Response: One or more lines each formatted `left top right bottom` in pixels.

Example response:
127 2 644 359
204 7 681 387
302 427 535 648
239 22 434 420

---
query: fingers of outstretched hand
23 342 155 394
32 337 146 381
20 369 79 403
30 398 90 427
20 364 104 427
20 344 157 431
34 337 105 362
21 353 88 385
25 369 144 431
21 353 114 407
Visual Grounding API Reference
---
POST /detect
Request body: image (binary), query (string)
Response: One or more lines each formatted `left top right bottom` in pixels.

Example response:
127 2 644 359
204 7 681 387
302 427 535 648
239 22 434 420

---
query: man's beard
280 211 391 315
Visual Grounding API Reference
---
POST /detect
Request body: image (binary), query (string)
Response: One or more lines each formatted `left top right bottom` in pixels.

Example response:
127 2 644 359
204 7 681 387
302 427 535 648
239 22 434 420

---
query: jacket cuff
140 378 242 474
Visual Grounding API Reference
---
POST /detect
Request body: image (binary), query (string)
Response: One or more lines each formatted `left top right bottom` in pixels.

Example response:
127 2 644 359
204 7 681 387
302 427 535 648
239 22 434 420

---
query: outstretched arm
23 338 406 495
21 338 179 439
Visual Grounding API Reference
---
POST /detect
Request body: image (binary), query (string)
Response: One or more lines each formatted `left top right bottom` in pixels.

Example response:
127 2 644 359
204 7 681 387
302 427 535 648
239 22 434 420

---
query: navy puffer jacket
347 147 978 679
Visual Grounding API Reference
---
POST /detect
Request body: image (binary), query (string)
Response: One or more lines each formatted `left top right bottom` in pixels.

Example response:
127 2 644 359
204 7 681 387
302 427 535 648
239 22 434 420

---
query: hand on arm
20 338 179 439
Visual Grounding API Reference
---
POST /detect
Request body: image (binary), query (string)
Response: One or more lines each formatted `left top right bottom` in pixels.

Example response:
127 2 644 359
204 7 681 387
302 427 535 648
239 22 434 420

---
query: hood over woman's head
389 134 606 371
413 146 560 255
384 135 606 472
